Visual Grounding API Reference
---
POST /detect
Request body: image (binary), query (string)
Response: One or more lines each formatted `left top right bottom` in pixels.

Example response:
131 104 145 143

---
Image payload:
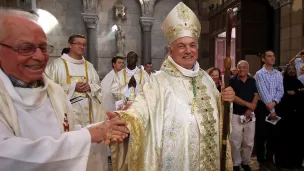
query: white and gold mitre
162 2 201 44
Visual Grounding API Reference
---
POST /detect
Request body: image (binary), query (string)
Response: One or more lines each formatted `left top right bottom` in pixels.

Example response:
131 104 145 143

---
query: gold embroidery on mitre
164 24 200 44
177 3 190 22
162 2 201 43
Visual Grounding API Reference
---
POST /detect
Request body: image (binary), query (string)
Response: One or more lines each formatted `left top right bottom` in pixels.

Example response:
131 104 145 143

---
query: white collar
61 53 85 64
0 68 48 109
126 66 139 75
168 56 200 77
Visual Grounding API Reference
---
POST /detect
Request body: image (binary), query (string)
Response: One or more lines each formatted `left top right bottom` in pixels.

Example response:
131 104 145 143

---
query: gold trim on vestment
61 58 93 124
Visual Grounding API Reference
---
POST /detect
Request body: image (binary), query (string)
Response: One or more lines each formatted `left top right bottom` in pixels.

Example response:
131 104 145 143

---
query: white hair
237 60 249 66
0 8 37 41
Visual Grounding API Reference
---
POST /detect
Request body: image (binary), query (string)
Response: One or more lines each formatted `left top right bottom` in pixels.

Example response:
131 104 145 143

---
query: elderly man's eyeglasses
0 43 54 56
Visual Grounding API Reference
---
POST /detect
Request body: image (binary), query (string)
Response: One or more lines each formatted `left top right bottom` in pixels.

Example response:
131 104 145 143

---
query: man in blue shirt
255 50 284 171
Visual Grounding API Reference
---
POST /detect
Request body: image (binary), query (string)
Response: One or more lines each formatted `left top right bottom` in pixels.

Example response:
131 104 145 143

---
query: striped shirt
7 74 43 88
255 66 284 113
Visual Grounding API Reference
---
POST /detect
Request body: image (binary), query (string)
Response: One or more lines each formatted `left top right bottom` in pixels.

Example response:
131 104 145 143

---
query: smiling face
237 61 249 78
168 36 198 69
0 16 49 83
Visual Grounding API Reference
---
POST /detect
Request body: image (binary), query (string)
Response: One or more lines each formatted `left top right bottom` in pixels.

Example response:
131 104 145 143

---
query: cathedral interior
0 0 302 78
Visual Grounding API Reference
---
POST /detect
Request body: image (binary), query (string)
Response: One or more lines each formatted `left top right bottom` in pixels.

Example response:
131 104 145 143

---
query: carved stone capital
82 13 99 29
140 17 154 32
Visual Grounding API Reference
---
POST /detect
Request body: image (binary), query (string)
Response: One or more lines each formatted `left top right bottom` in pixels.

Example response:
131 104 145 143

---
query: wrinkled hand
88 117 129 145
105 111 130 144
266 102 276 111
75 82 90 92
221 86 235 102
246 102 257 111
287 90 295 95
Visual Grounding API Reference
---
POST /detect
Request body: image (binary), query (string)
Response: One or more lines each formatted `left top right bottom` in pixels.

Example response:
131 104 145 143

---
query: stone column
82 13 99 67
140 17 154 65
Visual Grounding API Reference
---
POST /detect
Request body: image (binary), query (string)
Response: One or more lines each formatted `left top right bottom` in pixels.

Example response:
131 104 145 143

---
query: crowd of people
207 51 304 171
0 2 303 171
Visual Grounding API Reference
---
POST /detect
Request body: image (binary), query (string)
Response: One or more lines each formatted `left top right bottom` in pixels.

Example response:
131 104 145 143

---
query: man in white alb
45 34 110 171
111 51 149 108
0 9 128 171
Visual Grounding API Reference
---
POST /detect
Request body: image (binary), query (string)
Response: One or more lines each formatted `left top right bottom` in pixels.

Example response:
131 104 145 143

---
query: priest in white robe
0 10 128 171
101 56 124 112
45 34 108 171
108 3 234 171
111 51 150 107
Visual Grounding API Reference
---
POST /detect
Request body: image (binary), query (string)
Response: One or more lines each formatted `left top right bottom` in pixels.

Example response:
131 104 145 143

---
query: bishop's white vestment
45 54 108 171
111 66 150 105
0 69 92 171
110 57 233 171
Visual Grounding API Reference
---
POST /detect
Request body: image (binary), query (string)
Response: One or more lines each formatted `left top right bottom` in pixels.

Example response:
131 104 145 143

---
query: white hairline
0 8 37 41
237 60 249 67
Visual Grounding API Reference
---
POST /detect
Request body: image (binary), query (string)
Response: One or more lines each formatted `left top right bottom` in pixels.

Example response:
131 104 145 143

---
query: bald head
0 9 49 84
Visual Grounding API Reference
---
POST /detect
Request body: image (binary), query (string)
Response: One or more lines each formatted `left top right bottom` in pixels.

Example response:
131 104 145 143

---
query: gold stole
61 58 93 124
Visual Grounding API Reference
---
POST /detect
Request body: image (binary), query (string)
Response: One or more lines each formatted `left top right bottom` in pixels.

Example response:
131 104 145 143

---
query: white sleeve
0 122 91 171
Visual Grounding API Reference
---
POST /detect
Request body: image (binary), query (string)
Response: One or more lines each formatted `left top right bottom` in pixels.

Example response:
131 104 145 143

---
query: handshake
87 111 129 144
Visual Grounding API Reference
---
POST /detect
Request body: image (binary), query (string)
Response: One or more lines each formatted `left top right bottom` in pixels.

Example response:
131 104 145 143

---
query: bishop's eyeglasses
0 43 54 56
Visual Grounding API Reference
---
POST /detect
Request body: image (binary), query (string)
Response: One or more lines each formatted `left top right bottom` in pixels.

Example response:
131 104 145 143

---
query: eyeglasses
0 43 54 56
70 42 87 47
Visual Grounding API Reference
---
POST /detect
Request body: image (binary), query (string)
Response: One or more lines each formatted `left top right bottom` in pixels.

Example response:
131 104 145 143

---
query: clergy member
45 35 108 171
111 51 149 107
108 2 235 171
0 9 128 171
101 56 124 112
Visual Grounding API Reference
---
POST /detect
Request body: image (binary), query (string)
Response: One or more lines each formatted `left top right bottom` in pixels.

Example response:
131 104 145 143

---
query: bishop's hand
221 86 235 102
105 111 130 144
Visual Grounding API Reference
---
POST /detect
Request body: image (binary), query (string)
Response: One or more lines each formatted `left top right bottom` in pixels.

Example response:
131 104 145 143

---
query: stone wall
97 0 142 78
97 0 181 78
151 0 180 70
280 0 303 65
37 0 86 58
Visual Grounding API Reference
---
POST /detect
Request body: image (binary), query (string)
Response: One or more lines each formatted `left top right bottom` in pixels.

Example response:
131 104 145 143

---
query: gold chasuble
110 57 232 171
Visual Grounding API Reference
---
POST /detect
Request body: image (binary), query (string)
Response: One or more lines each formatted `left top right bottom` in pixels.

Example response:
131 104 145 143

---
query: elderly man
0 9 128 171
229 60 259 171
45 34 109 171
108 3 235 171
111 51 149 107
